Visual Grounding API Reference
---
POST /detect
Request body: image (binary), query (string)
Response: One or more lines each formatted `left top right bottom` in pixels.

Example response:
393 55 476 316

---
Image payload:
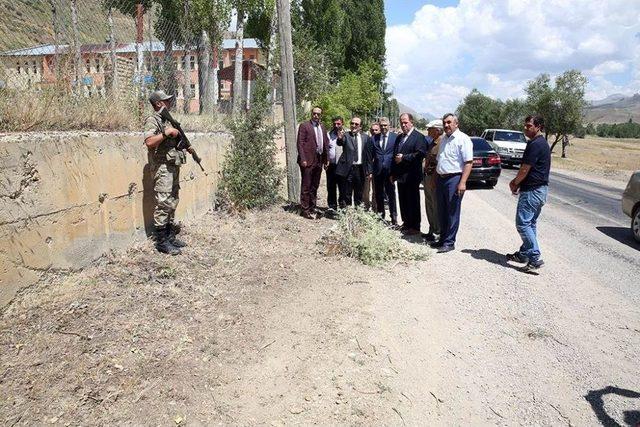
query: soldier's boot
168 222 187 248
156 226 181 255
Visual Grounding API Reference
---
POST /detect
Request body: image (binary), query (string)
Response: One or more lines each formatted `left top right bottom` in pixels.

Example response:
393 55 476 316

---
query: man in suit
368 117 398 224
325 116 345 212
297 106 330 219
363 123 380 211
391 113 428 235
335 116 371 206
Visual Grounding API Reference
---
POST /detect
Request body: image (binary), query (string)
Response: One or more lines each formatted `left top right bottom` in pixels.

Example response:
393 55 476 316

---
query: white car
480 129 527 166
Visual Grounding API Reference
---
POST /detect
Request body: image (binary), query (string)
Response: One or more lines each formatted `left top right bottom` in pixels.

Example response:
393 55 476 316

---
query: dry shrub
0 87 141 132
319 207 429 266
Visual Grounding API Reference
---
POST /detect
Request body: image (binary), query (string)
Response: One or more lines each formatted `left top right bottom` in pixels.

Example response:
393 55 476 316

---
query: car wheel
633 206 640 243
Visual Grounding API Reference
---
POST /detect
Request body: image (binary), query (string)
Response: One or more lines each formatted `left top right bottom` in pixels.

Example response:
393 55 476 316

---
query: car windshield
494 131 526 143
471 138 492 152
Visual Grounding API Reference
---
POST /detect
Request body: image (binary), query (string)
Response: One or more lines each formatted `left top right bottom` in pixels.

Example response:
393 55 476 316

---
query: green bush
319 207 429 266
219 77 283 211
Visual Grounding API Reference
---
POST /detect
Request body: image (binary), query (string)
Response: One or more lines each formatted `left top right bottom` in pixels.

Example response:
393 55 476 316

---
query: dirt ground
2 167 639 425
552 135 640 182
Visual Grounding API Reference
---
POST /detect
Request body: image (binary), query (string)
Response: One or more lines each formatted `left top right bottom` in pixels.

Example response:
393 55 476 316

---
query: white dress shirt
436 128 473 175
353 132 363 165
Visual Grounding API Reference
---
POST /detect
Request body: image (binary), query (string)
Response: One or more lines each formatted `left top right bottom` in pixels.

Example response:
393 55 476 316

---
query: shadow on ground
461 248 525 272
585 386 640 427
596 226 639 251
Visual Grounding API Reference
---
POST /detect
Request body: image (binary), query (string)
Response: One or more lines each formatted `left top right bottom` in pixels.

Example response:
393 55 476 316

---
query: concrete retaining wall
0 131 229 306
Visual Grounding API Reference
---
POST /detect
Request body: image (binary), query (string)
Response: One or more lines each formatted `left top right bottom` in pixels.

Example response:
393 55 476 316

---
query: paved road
468 167 639 302
499 167 630 227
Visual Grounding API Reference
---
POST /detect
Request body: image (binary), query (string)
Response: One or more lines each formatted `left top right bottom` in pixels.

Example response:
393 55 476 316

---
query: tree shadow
585 386 640 427
461 248 527 272
596 226 639 251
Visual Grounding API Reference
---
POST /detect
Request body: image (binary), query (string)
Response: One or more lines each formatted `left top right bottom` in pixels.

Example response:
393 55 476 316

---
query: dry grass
553 135 640 179
0 88 228 133
0 88 141 132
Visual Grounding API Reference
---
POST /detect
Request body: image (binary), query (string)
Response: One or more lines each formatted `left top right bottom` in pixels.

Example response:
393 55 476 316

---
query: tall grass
0 87 143 132
319 207 429 266
0 87 228 133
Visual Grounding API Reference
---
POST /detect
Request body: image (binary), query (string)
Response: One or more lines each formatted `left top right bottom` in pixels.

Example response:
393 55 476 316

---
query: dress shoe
437 245 455 253
301 211 314 219
429 240 443 248
403 228 421 236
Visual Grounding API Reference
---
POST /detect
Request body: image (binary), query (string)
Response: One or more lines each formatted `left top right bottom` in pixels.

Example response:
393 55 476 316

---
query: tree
525 70 587 153
342 0 385 76
191 0 233 113
499 98 528 131
456 89 503 136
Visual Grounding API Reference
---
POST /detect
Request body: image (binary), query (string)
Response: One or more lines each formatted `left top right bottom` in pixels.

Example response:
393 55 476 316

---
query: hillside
584 93 640 124
0 0 138 52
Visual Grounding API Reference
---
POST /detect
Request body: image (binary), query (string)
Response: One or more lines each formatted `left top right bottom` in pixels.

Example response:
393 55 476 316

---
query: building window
95 60 101 73
190 56 195 69
190 83 197 97
249 54 255 60
24 62 29 74
86 59 91 73
16 62 21 74
32 60 37 74
175 58 181 71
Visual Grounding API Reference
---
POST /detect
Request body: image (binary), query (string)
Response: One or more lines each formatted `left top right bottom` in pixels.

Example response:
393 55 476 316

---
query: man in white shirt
430 113 473 253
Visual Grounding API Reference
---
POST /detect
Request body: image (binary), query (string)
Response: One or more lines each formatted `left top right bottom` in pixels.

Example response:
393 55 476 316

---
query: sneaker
506 251 528 264
523 259 544 272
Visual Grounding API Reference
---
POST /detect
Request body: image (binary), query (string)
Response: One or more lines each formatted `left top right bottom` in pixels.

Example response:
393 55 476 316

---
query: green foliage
456 89 503 136
318 207 429 266
525 70 587 144
315 61 383 127
342 0 386 74
191 0 233 46
220 76 283 210
595 121 640 138
499 98 528 131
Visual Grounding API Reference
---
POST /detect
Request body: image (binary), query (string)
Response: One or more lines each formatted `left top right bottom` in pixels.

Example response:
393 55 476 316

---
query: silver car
622 171 640 242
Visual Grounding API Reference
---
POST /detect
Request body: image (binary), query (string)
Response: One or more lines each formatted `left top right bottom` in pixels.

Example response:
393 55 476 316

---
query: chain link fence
0 0 270 131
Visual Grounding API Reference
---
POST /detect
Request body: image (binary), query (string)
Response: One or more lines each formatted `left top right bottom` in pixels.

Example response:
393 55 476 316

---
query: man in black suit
368 117 398 224
391 113 428 235
335 116 371 206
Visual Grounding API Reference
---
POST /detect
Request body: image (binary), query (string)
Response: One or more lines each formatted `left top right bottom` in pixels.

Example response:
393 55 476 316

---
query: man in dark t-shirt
507 114 551 272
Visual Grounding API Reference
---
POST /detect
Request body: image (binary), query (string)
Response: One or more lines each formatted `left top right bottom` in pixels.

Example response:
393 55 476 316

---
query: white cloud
386 0 640 114
590 61 627 76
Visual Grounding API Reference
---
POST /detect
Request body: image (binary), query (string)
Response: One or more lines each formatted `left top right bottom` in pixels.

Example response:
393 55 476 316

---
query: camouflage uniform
144 111 187 228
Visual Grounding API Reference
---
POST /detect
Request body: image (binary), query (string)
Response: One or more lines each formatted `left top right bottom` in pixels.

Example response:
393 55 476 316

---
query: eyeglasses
350 122 361 126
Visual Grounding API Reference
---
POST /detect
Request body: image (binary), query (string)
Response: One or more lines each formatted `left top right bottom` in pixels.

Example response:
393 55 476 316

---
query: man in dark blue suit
368 117 398 224
391 113 428 235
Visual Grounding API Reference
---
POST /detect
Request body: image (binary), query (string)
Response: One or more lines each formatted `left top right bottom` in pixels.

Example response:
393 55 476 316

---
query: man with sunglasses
297 106 330 219
335 116 371 206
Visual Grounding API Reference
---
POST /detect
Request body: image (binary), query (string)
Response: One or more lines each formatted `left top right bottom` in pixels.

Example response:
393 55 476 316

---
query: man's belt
438 172 462 178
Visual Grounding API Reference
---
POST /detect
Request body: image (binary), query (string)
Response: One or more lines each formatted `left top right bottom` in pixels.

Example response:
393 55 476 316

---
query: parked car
480 128 527 166
469 137 501 188
622 170 640 243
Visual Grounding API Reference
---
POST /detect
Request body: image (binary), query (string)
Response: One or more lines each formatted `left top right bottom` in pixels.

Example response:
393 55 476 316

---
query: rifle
159 107 206 173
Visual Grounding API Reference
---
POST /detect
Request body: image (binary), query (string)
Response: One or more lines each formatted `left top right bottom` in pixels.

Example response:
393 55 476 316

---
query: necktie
381 134 386 150
315 124 322 154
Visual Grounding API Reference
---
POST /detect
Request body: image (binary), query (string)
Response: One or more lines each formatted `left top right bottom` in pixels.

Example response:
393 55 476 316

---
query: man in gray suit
335 116 371 206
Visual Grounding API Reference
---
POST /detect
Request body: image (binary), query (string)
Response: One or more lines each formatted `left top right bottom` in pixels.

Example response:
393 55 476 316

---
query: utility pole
276 0 299 203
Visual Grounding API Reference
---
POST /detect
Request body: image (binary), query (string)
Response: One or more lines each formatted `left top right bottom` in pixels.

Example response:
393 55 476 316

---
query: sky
384 0 640 116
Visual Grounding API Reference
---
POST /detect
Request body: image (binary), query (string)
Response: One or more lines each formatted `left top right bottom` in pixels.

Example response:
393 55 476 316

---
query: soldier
144 90 187 255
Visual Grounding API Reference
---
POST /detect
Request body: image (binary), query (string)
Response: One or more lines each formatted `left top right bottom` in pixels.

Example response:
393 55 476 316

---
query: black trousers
326 163 343 209
397 180 421 230
373 170 397 222
343 165 364 207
